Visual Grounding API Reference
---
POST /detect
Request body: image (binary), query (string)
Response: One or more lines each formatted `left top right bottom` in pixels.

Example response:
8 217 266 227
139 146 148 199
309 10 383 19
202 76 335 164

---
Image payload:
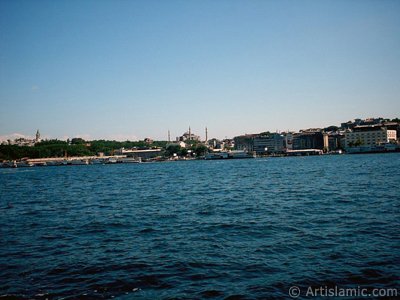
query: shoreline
2 150 399 169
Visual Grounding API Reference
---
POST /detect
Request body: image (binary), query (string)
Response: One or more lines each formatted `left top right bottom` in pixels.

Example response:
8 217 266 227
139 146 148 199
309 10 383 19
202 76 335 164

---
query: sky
1 0 400 141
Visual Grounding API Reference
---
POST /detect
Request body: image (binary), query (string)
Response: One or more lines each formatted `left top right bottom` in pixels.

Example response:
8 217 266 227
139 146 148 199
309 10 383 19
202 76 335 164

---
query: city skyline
1 115 398 143
1 1 400 141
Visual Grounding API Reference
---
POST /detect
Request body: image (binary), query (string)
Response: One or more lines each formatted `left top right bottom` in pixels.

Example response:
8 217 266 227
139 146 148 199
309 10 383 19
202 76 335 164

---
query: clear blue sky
1 0 399 141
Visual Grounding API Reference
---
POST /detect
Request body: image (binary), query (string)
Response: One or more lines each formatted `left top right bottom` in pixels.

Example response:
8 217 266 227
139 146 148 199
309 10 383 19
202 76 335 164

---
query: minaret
189 126 192 140
35 129 41 142
205 127 208 142
168 130 171 142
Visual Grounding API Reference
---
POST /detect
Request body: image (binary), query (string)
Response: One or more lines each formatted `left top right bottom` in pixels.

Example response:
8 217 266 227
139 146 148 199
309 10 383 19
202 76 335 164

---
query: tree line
0 139 208 161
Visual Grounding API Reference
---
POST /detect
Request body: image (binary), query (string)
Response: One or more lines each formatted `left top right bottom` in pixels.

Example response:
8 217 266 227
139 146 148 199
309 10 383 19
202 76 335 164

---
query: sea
1 153 399 299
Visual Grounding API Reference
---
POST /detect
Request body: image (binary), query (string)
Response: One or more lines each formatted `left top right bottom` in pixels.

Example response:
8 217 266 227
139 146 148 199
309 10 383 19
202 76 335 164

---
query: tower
205 127 208 142
35 129 41 142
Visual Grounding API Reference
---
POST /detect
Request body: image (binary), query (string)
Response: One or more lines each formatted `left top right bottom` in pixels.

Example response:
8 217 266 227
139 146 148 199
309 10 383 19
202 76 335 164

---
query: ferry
228 150 256 159
205 150 255 160
90 158 104 164
70 159 89 165
46 160 68 166
16 161 34 168
1 161 17 168
107 158 118 164
117 157 141 163
205 152 229 159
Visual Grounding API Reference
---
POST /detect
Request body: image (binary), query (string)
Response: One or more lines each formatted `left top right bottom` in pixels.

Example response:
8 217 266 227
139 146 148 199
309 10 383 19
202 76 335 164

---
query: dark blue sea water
1 154 399 299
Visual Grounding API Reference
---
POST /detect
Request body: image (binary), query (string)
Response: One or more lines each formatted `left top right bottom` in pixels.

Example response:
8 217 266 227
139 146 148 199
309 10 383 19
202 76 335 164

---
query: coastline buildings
327 132 345 152
231 117 399 155
1 118 399 162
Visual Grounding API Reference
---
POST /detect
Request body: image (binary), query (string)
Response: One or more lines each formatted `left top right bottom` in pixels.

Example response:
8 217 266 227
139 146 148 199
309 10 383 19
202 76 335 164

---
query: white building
345 125 397 149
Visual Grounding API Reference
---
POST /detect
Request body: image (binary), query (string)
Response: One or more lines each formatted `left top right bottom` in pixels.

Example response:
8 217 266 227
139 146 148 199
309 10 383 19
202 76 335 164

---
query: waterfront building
327 133 345 151
292 131 325 150
253 133 285 154
233 134 257 152
345 125 397 150
207 138 234 150
382 122 400 142
283 132 294 150
207 138 223 149
223 138 235 149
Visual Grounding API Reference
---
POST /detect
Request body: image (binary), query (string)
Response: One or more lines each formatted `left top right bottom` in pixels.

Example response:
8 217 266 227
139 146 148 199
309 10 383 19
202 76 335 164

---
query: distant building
35 130 41 143
223 138 235 149
233 134 257 152
327 133 345 151
253 133 285 154
292 131 326 150
176 127 201 142
7 130 42 147
144 138 153 144
345 125 397 150
283 132 294 150
207 138 223 149
340 117 385 130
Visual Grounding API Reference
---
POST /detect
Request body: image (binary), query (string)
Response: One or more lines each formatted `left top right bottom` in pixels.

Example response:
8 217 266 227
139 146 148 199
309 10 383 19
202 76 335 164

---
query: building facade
345 125 397 149
292 132 325 150
233 134 256 152
253 134 285 154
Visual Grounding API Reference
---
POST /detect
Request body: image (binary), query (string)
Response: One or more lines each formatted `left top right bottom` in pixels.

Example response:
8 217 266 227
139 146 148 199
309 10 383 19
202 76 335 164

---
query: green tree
165 144 181 157
193 144 208 157
71 138 86 145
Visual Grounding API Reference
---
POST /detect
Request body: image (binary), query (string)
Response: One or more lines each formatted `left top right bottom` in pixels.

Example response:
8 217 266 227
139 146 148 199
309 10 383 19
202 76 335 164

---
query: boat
228 150 256 159
1 161 16 168
70 159 89 165
44 160 68 166
205 152 229 160
205 150 255 160
117 157 141 163
90 158 104 164
106 158 118 164
16 161 34 167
